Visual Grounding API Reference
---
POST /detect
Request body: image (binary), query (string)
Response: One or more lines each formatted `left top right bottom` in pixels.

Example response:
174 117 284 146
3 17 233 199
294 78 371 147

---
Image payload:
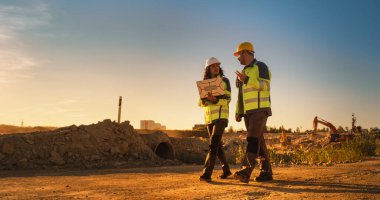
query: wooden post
118 96 122 123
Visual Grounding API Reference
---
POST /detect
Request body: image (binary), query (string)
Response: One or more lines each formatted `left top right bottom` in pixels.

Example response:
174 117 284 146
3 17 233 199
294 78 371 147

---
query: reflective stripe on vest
259 80 270 91
243 80 270 94
244 97 270 104
243 87 259 93
205 105 229 123
206 108 228 115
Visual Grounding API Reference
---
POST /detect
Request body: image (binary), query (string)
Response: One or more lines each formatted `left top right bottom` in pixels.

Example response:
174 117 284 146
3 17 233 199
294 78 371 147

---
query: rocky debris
223 138 246 163
0 121 343 170
170 137 209 164
0 153 5 160
169 132 339 165
0 119 160 169
23 135 34 145
288 133 330 151
50 150 65 165
170 136 246 164
2 143 14 155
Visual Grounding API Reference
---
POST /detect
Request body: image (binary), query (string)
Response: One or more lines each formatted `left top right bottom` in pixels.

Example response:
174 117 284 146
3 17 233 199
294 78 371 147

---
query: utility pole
352 113 357 133
118 96 122 123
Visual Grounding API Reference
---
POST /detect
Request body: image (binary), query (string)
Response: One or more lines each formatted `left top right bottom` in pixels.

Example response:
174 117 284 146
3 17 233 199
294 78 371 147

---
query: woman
198 57 232 182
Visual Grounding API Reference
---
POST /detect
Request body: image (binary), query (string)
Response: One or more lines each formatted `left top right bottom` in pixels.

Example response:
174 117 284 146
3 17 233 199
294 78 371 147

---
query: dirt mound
1 123 355 170
0 119 160 169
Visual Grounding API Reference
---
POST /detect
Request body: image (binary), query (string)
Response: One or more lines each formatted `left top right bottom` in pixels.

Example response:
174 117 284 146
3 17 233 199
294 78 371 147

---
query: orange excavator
313 116 355 142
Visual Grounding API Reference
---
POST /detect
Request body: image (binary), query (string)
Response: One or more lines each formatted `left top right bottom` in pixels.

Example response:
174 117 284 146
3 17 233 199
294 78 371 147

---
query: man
233 42 273 183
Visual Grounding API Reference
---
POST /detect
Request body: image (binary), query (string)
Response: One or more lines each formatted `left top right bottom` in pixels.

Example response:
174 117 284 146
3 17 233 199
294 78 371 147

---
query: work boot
219 170 232 179
217 149 232 179
254 171 273 182
199 174 212 182
233 152 258 183
258 157 273 177
233 170 250 183
200 152 217 182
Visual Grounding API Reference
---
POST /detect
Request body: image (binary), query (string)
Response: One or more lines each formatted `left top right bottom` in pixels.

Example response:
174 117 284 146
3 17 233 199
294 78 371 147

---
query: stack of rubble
291 133 330 151
170 137 209 164
0 119 159 169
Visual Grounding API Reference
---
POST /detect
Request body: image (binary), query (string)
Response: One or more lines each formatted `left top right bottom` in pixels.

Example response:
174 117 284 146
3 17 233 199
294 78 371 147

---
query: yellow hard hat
234 42 254 56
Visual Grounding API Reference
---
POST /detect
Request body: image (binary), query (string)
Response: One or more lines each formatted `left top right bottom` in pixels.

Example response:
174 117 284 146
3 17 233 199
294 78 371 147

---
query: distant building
140 120 154 129
140 120 166 130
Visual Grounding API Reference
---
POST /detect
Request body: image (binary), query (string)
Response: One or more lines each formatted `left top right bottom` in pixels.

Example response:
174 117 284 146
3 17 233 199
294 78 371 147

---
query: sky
0 0 379 131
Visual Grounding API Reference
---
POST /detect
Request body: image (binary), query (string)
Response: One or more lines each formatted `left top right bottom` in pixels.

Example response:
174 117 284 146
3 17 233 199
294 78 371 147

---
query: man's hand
235 114 242 122
235 70 247 82
207 92 217 103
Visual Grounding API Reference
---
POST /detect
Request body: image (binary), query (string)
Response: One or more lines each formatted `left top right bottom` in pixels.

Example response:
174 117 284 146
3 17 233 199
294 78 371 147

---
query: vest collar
244 59 257 70
211 74 221 79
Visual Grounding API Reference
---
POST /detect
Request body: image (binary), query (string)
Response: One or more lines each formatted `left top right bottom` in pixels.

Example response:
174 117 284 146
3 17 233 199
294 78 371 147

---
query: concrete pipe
139 131 175 160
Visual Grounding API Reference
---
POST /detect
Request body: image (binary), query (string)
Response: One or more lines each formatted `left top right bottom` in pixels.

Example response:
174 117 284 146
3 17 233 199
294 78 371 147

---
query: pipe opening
154 142 174 160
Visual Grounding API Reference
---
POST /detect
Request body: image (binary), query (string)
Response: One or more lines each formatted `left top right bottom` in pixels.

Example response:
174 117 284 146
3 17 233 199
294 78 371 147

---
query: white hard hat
205 57 220 68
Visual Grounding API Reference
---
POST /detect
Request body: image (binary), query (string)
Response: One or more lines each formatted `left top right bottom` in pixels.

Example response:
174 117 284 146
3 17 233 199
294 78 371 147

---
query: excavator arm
313 116 339 142
313 116 338 134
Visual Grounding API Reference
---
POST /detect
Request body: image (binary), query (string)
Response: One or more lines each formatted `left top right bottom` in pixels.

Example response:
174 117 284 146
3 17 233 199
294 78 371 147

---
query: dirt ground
0 157 379 200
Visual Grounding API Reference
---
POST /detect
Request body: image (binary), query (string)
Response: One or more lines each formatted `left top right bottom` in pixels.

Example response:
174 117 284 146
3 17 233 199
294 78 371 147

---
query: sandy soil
0 157 379 200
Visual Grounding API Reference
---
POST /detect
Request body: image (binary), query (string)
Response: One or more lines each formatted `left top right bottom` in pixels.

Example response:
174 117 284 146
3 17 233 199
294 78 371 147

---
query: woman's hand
202 100 208 106
207 92 217 103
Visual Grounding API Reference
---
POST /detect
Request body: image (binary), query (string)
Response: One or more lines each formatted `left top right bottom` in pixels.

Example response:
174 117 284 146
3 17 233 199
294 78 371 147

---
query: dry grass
177 133 378 166
376 139 380 155
269 133 377 165
0 124 57 135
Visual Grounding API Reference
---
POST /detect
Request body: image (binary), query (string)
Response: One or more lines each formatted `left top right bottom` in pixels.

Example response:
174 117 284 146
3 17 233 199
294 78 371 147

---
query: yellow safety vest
236 61 271 115
198 76 231 124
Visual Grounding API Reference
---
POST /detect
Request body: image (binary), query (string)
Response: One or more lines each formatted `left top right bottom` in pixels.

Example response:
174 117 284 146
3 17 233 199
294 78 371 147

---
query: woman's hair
203 65 224 80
